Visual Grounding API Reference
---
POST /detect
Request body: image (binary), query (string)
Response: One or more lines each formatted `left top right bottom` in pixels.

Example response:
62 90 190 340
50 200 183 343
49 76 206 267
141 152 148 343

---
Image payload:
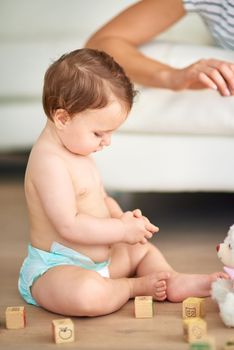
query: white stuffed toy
212 224 234 327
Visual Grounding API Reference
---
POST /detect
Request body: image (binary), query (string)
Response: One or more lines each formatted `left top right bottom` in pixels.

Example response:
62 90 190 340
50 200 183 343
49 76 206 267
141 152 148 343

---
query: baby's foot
130 272 170 301
152 278 168 301
166 271 228 303
210 271 229 281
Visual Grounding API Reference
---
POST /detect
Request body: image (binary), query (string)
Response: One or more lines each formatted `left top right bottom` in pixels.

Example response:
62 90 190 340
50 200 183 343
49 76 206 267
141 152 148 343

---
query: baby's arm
32 156 157 246
104 193 123 219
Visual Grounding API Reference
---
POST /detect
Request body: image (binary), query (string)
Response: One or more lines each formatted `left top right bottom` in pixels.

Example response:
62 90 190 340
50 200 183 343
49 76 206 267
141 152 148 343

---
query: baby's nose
216 244 220 252
102 134 111 147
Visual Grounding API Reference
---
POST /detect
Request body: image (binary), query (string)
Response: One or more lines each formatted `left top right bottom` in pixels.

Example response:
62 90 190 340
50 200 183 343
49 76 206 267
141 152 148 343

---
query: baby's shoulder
27 141 67 174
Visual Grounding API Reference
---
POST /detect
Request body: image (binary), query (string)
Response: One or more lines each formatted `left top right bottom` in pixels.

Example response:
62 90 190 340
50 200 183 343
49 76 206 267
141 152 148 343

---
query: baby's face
59 98 128 156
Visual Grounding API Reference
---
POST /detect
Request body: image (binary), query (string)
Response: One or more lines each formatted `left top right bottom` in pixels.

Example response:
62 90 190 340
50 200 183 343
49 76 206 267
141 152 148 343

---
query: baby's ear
53 109 70 129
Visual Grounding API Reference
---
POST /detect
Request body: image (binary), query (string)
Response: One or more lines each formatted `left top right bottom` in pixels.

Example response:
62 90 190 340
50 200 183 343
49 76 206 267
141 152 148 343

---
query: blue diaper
18 242 110 306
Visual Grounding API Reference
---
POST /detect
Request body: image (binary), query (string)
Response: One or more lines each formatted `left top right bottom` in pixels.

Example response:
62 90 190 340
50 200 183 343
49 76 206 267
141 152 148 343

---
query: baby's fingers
145 222 159 233
145 231 153 239
132 209 142 218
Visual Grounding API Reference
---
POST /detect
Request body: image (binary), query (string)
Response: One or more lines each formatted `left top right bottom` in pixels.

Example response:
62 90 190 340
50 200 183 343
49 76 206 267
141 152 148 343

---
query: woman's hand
173 59 234 96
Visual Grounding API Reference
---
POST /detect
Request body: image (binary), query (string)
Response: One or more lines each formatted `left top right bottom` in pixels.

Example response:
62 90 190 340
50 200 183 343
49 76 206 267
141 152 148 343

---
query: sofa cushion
93 133 234 192
0 38 86 96
119 41 234 136
121 87 234 136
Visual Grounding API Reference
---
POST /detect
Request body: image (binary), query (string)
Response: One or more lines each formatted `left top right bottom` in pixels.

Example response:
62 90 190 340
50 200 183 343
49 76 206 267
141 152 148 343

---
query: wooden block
52 318 75 344
5 306 26 329
189 336 216 349
183 297 206 319
183 317 207 343
134 296 153 318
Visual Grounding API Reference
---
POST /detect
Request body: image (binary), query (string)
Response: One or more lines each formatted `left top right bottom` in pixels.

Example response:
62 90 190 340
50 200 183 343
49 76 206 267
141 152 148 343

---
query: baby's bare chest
68 156 105 210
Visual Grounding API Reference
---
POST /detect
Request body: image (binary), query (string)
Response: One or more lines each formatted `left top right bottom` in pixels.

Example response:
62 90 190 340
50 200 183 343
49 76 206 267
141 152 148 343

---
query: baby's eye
94 132 102 137
229 243 232 249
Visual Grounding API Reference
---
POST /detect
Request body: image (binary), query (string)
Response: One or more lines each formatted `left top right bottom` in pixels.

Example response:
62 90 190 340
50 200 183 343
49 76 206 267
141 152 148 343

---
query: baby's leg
110 242 228 302
31 265 169 317
126 243 227 301
131 243 228 302
110 242 173 301
166 271 228 302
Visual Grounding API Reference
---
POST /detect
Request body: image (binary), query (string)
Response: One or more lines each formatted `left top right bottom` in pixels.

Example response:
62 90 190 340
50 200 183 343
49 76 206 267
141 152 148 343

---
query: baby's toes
212 272 229 280
154 281 167 301
154 280 167 291
219 272 230 279
154 290 167 301
156 286 166 293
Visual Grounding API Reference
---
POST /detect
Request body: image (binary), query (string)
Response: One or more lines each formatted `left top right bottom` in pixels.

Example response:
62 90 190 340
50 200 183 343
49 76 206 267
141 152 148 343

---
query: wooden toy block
183 317 207 343
134 296 153 318
52 318 75 344
183 297 206 319
189 336 216 350
5 306 26 329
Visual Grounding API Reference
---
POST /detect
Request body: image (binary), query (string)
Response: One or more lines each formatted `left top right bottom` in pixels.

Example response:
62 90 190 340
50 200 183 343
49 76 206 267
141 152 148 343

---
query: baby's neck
41 120 65 148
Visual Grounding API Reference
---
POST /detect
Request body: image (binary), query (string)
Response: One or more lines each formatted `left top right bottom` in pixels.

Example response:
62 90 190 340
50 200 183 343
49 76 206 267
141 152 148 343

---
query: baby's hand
120 211 159 245
132 208 157 229
132 208 142 218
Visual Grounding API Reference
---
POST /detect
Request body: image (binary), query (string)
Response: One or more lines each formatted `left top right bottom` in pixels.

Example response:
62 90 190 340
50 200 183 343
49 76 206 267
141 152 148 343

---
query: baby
19 48 227 316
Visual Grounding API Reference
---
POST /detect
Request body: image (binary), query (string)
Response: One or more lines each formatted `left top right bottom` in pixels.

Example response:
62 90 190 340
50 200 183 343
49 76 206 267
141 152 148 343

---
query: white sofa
1 0 234 192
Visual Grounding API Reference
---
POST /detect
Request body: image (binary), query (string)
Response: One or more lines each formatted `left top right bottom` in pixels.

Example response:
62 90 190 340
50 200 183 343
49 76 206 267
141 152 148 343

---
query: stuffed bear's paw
219 292 234 327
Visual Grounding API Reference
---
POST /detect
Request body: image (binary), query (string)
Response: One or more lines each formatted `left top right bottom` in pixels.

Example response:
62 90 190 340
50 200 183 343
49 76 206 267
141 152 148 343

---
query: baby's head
42 48 137 155
42 48 136 121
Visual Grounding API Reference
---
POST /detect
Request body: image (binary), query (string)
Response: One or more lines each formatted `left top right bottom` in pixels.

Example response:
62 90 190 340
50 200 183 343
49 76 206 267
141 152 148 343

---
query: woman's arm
86 0 185 88
86 0 234 95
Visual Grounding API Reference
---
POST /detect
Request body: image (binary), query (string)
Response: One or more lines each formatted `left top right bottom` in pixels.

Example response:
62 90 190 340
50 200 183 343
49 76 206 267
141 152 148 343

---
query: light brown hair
42 48 137 120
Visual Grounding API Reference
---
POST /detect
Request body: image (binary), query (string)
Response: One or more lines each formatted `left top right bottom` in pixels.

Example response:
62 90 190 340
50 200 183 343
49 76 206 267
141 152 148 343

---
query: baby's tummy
30 229 110 264
61 241 111 263
29 206 111 262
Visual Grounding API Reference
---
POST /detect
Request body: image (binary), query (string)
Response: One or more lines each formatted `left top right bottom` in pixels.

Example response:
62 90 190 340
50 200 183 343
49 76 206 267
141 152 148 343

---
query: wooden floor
0 174 234 350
